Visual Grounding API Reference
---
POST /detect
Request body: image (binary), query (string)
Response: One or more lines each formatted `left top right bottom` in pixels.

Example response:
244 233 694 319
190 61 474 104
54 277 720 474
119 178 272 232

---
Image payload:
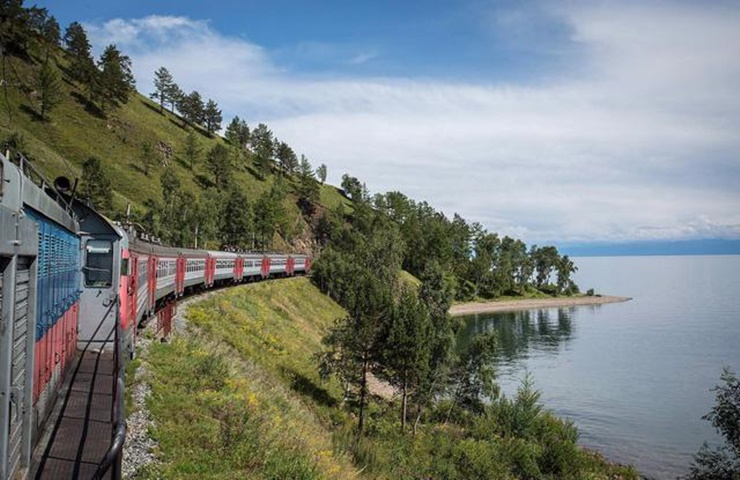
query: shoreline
450 295 632 316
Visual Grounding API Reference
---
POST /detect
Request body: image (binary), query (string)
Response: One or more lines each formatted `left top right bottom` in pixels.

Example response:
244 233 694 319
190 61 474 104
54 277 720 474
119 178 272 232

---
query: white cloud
84 5 740 243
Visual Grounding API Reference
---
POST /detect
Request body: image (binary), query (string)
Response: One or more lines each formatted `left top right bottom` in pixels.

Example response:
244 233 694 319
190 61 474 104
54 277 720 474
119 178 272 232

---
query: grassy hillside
139 278 358 478
0 45 349 247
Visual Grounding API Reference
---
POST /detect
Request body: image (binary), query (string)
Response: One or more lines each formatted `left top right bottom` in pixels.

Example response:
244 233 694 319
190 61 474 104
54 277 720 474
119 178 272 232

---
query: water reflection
458 308 576 364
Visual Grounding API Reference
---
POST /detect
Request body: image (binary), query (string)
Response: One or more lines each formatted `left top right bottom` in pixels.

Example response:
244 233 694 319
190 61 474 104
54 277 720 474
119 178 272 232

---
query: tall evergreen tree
381 287 432 432
139 141 154 176
98 44 135 111
275 141 297 175
224 116 250 149
152 66 174 113
0 0 30 53
251 123 274 176
316 163 327 184
203 99 222 136
36 55 62 120
206 143 231 189
219 186 252 248
182 130 200 169
297 155 320 215
81 156 112 213
63 22 95 87
178 90 205 127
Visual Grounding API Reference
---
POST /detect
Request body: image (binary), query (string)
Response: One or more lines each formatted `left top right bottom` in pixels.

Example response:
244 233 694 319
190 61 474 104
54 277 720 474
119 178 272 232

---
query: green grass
140 278 358 479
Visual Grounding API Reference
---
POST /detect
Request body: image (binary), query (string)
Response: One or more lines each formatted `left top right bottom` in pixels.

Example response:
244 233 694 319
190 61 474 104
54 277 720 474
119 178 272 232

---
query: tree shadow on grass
194 173 214 189
19 104 43 121
70 91 105 119
280 366 338 408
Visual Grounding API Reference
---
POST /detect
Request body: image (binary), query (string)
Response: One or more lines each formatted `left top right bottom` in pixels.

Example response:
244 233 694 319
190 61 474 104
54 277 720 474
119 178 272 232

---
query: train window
84 240 113 287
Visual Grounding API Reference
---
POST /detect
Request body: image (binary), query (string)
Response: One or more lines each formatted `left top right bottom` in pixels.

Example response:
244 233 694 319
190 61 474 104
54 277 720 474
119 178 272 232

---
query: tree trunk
401 378 408 433
358 355 369 434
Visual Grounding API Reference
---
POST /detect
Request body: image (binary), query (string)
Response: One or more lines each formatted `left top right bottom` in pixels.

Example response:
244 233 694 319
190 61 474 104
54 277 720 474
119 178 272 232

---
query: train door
128 255 138 331
78 235 121 349
0 252 37 480
261 256 270 279
234 258 244 283
148 256 157 312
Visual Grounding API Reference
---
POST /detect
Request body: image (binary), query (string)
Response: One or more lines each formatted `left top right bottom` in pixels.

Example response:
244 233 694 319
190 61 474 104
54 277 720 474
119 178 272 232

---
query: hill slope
0 43 348 250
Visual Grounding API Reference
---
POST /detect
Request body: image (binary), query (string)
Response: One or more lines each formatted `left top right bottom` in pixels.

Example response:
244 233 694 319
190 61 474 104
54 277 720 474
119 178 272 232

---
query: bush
687 368 740 479
586 288 595 296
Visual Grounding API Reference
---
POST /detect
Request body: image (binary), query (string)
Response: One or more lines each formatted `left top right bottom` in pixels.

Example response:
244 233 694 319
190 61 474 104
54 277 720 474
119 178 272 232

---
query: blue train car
0 154 80 480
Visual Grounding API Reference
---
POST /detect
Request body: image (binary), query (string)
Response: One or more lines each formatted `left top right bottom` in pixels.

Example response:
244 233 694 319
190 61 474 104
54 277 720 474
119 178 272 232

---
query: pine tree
81 156 113 213
251 123 274 176
178 90 205 127
0 0 31 53
36 55 62 120
98 44 135 111
152 66 174 113
140 142 154 176
206 143 231 189
203 99 222 136
316 163 327 184
297 155 320 215
275 141 297 175
381 287 432 432
182 130 200 169
220 186 252 248
63 22 95 87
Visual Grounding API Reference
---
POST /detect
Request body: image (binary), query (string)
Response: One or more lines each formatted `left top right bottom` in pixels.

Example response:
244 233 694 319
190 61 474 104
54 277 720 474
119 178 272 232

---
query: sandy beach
449 295 632 316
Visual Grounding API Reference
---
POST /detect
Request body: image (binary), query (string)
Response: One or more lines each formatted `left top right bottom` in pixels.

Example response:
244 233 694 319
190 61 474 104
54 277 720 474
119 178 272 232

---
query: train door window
84 239 113 287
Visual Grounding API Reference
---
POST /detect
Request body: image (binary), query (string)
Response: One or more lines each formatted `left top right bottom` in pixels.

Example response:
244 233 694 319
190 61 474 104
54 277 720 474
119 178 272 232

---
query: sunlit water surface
457 255 740 479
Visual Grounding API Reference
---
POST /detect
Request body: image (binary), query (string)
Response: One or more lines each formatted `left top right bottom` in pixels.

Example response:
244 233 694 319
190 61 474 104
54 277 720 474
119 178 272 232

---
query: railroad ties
31 349 116 479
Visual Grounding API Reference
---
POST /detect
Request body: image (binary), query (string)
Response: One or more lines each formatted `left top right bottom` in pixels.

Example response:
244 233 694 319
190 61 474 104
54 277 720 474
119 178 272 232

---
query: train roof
1 154 79 234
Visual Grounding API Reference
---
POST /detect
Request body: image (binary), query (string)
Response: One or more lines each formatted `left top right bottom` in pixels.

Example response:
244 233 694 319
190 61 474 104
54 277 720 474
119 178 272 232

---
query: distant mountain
558 239 740 257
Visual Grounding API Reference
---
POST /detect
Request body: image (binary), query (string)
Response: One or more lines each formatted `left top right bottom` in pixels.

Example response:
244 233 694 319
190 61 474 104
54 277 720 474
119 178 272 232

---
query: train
0 153 311 479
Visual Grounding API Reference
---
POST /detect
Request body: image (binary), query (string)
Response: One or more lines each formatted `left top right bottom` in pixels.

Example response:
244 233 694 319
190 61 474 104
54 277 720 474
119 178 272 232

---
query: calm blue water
458 255 740 479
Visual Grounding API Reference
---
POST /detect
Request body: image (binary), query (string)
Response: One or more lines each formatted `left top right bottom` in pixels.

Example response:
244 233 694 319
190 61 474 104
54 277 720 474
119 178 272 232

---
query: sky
37 0 740 246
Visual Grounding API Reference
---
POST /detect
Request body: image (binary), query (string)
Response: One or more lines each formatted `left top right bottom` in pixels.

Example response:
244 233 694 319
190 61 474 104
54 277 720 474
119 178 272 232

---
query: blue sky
37 0 740 246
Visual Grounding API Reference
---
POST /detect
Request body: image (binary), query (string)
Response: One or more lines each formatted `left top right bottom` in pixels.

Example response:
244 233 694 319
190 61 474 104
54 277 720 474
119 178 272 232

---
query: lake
458 255 740 479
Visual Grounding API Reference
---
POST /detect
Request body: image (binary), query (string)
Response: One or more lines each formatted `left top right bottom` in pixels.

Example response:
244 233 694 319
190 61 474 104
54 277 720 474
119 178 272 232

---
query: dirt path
450 295 631 316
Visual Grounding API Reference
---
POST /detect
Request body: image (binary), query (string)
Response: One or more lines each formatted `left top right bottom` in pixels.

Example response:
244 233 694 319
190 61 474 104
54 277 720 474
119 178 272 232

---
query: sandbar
450 295 632 316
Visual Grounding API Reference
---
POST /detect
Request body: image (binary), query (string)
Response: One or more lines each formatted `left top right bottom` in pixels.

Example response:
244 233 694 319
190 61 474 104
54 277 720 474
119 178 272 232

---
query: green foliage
35 56 62 119
80 156 112 214
203 98 221 136
220 186 252 249
224 115 250 149
181 129 200 169
177 90 205 127
63 21 95 90
139 141 154 176
152 66 174 113
253 182 287 249
97 44 135 111
251 123 274 176
688 368 740 479
206 143 230 189
316 163 327 184
297 155 320 215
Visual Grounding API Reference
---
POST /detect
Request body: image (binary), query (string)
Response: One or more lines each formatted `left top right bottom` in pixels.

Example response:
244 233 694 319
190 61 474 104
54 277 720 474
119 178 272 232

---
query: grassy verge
140 279 357 479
